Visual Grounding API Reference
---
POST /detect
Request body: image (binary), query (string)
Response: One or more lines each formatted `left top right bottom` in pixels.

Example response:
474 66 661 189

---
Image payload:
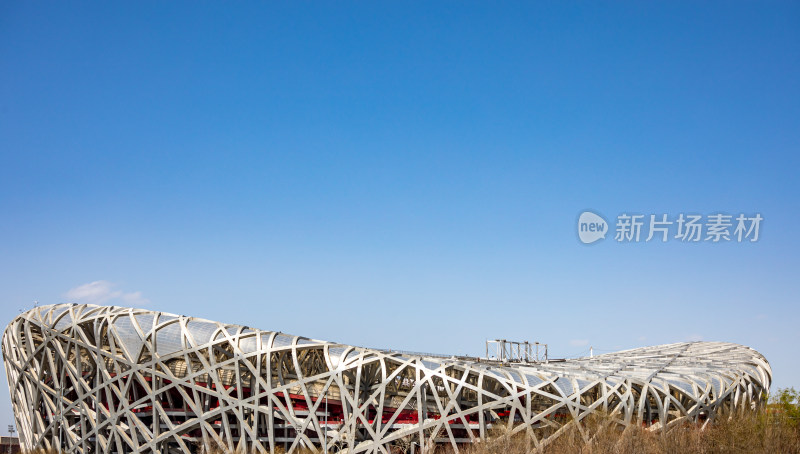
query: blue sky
1 1 799 432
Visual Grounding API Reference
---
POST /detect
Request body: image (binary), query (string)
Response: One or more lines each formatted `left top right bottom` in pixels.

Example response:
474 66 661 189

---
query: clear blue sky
1 1 799 432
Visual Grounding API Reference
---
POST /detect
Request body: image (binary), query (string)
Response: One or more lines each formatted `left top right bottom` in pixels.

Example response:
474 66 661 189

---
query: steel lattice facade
3 304 771 453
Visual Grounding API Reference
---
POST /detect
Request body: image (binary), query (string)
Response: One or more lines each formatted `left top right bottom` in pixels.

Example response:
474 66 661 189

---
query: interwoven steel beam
2 304 771 453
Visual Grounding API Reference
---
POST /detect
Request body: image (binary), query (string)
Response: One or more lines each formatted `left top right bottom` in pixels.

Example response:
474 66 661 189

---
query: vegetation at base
463 388 800 454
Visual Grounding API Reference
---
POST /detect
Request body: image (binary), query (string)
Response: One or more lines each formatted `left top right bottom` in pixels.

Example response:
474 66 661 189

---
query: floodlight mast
7 425 15 454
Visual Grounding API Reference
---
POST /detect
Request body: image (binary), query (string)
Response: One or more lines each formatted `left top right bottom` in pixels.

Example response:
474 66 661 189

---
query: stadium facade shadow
3 304 771 453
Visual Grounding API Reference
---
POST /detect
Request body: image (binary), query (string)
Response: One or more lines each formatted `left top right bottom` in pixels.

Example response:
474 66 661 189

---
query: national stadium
2 304 771 453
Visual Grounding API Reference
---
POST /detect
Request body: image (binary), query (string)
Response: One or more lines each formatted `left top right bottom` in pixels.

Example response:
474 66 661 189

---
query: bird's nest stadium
3 304 771 453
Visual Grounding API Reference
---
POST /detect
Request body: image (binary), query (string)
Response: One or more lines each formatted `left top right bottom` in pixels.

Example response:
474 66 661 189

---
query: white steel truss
2 304 771 453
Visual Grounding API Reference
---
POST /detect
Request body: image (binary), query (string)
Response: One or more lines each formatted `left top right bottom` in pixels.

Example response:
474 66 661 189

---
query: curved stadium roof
2 304 771 453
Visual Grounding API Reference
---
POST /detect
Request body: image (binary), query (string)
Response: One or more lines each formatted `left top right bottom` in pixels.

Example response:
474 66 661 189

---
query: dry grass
461 408 800 454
